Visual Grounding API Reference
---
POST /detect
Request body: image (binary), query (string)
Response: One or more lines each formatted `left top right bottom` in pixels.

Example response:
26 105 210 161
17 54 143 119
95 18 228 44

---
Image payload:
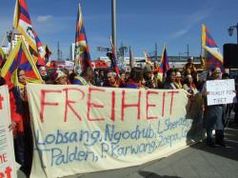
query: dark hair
222 73 230 79
129 67 143 83
210 67 216 73
17 68 25 77
120 69 126 75
0 76 6 86
166 68 175 78
69 72 77 84
81 67 93 77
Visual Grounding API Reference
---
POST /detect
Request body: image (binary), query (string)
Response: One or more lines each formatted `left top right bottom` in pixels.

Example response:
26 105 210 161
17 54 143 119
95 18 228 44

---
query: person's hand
202 91 209 96
187 93 192 98
8 121 17 131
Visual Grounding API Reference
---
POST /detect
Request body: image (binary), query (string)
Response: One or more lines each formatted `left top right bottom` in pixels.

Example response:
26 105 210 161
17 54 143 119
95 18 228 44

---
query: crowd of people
0 57 236 177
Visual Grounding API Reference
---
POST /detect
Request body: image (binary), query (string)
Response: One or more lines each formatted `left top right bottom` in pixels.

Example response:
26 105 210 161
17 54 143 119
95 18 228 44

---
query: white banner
26 84 203 178
0 85 16 178
206 79 237 106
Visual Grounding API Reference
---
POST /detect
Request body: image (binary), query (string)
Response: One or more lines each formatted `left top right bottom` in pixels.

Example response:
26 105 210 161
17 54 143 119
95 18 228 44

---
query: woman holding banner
10 69 33 177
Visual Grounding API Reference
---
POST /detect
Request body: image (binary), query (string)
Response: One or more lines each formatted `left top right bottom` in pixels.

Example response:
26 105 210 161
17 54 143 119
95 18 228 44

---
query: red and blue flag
13 0 36 51
0 38 42 86
201 24 223 70
32 30 46 65
13 0 46 65
159 47 170 77
109 39 120 75
74 3 92 73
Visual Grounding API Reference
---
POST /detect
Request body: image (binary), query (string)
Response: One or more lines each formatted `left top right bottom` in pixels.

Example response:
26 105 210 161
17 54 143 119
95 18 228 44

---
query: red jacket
9 87 25 135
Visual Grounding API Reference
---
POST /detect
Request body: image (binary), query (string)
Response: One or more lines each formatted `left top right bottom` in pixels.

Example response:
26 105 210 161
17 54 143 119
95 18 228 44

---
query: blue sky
0 0 238 60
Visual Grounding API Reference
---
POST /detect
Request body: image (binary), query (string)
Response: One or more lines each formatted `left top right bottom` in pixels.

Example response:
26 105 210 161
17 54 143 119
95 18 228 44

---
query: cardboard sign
0 85 16 178
206 79 237 106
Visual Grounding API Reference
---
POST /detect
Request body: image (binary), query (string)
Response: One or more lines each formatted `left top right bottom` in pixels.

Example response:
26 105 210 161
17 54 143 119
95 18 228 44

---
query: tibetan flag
0 48 6 67
74 3 92 73
201 24 223 70
13 0 37 51
32 30 46 65
159 47 170 77
109 38 120 75
0 38 42 86
13 0 46 65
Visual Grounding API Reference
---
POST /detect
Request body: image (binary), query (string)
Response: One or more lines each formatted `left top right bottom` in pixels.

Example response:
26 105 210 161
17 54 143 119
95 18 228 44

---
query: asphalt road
18 122 238 178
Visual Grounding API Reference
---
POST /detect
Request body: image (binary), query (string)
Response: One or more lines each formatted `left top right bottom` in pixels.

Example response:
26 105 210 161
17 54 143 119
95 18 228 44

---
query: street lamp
228 23 238 44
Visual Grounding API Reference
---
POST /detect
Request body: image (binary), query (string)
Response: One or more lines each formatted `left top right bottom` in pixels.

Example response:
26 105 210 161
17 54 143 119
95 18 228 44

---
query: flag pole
112 0 117 58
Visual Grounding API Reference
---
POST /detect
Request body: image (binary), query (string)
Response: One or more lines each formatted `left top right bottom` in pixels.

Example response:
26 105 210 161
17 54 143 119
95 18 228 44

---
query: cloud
33 16 74 35
171 8 213 39
36 15 53 23
173 28 190 38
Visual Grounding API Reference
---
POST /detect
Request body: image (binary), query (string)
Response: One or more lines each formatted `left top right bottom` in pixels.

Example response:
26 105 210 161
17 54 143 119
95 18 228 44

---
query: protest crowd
0 0 237 177
0 55 237 177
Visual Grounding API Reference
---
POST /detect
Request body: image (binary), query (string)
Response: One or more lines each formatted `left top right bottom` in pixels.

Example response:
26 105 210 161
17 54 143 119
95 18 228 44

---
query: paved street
66 123 238 178
18 122 238 178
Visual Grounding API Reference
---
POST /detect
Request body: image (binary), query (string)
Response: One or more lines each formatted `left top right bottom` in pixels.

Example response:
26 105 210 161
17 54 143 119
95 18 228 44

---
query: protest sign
27 84 201 178
206 79 237 106
0 85 16 178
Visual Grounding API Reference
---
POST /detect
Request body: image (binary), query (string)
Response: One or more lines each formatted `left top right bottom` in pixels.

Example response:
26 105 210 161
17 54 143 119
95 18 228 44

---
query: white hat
176 71 181 77
186 74 192 79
